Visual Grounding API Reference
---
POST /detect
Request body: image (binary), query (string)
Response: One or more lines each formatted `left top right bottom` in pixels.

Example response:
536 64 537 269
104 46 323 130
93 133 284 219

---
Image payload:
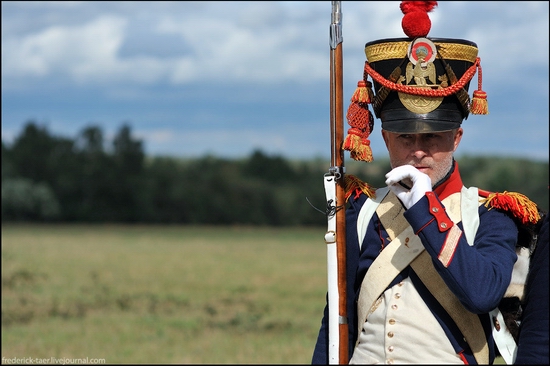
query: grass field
1 224 509 364
2 224 328 364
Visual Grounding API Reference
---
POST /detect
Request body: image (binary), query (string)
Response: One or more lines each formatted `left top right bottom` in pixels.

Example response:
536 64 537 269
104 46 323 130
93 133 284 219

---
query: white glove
385 165 432 209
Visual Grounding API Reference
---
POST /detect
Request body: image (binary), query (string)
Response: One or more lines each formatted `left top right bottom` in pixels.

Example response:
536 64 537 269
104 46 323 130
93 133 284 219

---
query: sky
2 1 549 162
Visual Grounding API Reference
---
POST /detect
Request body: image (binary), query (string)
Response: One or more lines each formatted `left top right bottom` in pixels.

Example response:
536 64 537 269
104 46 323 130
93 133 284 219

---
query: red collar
433 161 463 200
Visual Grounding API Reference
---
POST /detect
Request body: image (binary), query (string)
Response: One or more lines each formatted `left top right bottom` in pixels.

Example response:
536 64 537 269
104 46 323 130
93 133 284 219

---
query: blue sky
2 1 549 161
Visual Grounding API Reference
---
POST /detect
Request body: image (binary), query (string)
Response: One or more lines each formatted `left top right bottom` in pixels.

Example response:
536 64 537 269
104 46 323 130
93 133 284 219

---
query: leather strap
410 252 489 364
355 192 424 342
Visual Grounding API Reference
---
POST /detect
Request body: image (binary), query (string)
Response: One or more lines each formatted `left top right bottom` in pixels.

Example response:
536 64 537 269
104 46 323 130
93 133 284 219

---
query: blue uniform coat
312 162 518 364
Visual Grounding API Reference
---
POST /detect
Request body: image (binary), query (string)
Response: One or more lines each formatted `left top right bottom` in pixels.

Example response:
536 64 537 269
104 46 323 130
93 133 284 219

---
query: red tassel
346 102 373 131
344 174 376 202
344 75 376 162
470 61 489 115
342 129 362 151
482 191 541 225
343 128 373 162
351 80 374 104
471 90 488 115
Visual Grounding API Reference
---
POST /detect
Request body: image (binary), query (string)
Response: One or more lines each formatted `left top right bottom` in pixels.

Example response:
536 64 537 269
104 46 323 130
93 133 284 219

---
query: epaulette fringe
344 174 376 202
480 191 541 225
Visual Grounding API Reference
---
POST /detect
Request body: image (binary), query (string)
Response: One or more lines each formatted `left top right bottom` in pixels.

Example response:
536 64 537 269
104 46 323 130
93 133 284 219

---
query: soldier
312 1 542 364
515 213 549 364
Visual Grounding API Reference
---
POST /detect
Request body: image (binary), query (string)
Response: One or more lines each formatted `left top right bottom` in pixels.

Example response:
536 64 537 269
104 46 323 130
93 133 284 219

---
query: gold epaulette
344 174 376 202
479 190 541 225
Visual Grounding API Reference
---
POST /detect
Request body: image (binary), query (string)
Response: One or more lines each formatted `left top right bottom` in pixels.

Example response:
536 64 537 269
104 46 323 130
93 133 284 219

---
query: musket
325 1 348 364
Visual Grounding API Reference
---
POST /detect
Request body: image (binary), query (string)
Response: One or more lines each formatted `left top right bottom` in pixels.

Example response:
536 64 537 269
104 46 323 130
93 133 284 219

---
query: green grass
1 223 509 364
2 224 328 364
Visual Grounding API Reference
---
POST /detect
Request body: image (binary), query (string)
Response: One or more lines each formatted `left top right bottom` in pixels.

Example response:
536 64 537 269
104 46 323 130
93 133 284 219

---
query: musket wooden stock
329 1 348 363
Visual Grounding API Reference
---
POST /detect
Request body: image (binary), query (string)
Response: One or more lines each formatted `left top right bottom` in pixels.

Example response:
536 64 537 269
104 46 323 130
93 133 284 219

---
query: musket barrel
328 1 348 364
330 2 342 50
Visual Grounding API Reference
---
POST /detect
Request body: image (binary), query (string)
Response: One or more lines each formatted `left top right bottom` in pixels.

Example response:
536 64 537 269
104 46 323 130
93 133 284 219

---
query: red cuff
426 192 453 232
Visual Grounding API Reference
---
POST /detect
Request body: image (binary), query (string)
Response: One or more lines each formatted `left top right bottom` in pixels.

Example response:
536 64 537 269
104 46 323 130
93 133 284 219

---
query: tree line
2 121 548 225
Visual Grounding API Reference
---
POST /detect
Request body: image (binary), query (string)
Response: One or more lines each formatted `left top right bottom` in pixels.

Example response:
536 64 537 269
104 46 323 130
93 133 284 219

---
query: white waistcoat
351 277 463 364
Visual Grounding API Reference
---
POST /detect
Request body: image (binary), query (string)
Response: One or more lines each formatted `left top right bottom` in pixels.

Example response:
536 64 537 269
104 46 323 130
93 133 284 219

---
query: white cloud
2 1 547 87
1 1 547 161
2 15 127 81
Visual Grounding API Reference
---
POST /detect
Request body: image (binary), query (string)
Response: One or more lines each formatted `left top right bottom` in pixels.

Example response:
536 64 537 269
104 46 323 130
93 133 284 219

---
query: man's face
381 128 463 186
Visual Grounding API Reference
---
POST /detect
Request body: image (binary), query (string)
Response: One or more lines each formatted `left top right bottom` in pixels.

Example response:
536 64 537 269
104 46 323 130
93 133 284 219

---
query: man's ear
453 128 464 152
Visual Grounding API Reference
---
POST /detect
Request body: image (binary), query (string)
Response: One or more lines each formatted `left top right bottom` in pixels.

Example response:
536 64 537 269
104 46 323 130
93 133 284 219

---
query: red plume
400 1 438 38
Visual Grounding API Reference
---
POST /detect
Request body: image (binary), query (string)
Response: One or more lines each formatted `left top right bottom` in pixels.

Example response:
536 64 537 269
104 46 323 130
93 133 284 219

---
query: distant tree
113 123 144 175
142 157 189 223
2 121 547 225
9 121 58 183
458 155 549 212
111 124 146 221
2 141 16 180
77 125 105 154
3 122 79 221
243 149 296 183
69 125 108 220
2 178 60 221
